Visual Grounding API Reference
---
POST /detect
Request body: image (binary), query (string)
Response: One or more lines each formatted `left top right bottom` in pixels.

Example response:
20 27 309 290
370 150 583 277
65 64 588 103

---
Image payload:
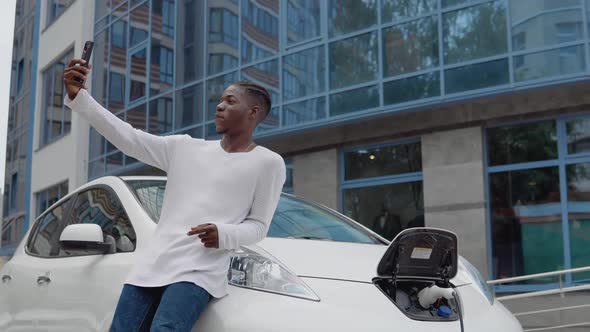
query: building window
109 72 125 103
46 0 75 27
111 19 127 48
382 16 438 78
328 0 377 37
130 1 149 47
511 2 585 83
486 116 590 289
208 54 238 75
511 2 583 52
329 32 378 89
330 85 379 117
149 94 173 134
16 59 24 95
40 49 74 147
282 46 325 101
445 59 509 94
241 0 279 64
382 0 436 23
35 181 68 218
9 173 18 212
341 141 424 241
209 8 239 49
283 97 326 126
175 83 202 129
286 0 320 45
442 1 507 64
162 0 175 37
159 46 174 85
129 48 147 102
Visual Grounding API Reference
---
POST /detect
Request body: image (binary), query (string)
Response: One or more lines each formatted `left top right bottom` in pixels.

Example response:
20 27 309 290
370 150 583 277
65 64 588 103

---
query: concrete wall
30 1 93 222
292 149 339 211
421 126 489 278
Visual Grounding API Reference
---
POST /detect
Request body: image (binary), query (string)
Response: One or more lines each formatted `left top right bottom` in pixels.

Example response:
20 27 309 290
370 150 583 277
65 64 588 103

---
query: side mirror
59 224 113 254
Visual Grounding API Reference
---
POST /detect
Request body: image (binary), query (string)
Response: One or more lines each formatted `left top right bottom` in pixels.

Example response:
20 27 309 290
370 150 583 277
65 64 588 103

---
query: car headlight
459 256 494 305
228 247 320 302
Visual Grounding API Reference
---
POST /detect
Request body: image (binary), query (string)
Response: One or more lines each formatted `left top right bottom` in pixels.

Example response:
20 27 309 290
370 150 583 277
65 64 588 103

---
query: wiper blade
287 235 331 241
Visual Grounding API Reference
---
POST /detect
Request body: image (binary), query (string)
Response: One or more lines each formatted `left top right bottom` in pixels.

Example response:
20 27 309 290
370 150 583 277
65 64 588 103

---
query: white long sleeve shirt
64 89 286 298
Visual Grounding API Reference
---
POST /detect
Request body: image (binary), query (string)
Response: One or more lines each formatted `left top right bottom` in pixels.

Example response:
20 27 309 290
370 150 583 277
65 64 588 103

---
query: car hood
253 237 388 282
253 237 473 285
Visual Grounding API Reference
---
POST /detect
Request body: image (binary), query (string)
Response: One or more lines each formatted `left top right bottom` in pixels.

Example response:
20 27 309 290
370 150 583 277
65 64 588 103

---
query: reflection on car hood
254 237 388 282
253 237 473 285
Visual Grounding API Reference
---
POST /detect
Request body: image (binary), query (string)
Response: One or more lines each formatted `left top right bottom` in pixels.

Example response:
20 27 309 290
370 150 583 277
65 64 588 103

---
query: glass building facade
90 0 590 179
486 114 590 287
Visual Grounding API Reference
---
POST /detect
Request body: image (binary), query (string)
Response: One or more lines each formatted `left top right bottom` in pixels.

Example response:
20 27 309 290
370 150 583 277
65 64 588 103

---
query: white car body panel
0 176 522 332
197 277 520 332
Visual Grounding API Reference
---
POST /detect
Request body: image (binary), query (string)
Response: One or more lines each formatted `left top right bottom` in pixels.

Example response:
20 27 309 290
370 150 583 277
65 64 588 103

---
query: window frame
39 48 74 148
339 138 424 240
25 184 136 259
484 112 590 292
45 0 76 29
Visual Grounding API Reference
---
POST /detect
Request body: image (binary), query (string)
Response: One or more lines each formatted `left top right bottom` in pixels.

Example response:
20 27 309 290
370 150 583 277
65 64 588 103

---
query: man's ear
249 105 260 121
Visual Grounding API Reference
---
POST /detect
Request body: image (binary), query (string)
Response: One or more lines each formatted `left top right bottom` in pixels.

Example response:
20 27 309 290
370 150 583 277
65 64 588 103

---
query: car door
32 184 140 332
0 197 73 332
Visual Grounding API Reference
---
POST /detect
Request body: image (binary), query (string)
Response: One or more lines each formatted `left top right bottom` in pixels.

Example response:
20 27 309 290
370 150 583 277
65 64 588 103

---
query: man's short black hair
232 81 272 121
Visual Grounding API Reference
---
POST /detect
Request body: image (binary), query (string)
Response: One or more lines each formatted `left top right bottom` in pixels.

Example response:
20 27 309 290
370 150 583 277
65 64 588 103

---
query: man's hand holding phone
63 40 94 100
63 59 92 100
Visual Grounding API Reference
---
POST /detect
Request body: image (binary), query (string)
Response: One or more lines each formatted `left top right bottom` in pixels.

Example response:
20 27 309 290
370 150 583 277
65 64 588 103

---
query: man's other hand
187 223 219 248
63 58 92 100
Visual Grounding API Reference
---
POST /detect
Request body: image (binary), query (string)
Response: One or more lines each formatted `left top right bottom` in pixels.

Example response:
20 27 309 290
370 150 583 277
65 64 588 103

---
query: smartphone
81 40 94 67
75 41 93 83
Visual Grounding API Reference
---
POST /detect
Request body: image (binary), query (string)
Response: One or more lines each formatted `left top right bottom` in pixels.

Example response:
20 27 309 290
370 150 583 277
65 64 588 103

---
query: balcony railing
489 266 590 331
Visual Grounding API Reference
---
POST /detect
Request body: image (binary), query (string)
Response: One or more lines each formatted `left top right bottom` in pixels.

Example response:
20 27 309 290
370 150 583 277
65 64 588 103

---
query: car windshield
125 179 384 245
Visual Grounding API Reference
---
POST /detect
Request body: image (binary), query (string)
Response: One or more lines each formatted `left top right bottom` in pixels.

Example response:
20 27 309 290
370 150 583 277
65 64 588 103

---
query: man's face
215 85 250 135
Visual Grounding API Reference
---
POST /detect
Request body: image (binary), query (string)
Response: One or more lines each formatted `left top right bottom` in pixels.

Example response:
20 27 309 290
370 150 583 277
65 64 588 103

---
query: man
63 58 286 331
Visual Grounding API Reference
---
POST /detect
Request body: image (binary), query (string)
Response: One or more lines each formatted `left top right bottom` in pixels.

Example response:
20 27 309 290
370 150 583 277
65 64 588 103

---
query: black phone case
76 41 94 83
81 41 94 67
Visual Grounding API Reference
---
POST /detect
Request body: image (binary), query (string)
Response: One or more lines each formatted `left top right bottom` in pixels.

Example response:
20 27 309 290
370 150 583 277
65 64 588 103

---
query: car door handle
37 275 51 285
1 275 10 283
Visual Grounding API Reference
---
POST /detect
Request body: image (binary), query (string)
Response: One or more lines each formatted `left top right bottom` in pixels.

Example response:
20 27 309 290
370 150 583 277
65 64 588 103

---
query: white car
0 175 522 332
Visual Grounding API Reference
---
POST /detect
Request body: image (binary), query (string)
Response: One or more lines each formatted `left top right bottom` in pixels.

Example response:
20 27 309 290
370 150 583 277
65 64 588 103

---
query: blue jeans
109 282 212 332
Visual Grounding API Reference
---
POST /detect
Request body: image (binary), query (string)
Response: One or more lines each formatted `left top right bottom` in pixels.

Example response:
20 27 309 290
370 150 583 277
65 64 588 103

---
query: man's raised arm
63 58 180 172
